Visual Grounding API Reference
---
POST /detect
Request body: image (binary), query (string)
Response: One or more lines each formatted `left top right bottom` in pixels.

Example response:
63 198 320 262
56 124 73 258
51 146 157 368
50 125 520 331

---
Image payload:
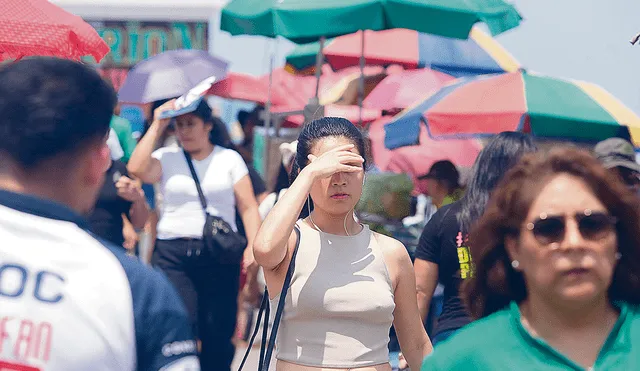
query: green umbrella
220 0 523 43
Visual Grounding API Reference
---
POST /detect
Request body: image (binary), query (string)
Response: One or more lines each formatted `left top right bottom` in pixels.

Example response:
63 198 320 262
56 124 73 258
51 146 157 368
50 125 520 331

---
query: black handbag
183 150 247 264
237 226 301 371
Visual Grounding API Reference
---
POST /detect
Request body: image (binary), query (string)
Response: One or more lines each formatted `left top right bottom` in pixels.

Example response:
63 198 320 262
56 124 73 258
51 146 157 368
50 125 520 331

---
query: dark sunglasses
525 209 617 247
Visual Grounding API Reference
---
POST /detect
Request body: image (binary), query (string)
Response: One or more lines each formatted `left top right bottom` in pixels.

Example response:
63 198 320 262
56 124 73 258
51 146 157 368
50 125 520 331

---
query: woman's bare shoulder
371 231 411 265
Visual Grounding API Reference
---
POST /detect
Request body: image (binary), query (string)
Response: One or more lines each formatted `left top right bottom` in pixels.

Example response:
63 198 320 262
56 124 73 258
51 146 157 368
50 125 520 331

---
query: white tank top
272 221 395 368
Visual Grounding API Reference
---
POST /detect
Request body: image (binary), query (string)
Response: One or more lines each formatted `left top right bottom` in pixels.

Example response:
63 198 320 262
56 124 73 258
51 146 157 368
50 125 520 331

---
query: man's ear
84 141 111 186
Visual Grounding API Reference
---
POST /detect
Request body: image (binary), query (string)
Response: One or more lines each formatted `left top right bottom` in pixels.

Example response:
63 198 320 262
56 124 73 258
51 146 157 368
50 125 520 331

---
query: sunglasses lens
532 217 565 244
579 213 616 240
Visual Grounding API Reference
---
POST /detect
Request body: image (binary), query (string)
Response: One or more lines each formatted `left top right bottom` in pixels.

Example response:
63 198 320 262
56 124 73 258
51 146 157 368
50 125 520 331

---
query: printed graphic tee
0 190 200 371
415 201 474 336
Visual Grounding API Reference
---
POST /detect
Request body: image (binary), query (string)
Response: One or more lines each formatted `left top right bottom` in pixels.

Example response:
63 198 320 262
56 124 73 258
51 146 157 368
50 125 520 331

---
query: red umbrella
369 116 482 194
0 0 109 62
207 72 288 105
363 68 455 111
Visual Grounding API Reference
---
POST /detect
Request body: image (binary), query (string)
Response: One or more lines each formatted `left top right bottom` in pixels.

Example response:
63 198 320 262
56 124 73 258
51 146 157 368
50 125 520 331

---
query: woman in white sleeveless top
254 117 432 371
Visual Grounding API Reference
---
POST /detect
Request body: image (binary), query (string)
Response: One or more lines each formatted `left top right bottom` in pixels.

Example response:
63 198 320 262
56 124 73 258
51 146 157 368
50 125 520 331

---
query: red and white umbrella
0 0 109 62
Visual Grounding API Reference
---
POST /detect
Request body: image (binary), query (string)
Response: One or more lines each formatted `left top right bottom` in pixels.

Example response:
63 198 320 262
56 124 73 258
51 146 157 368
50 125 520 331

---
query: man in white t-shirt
0 57 199 371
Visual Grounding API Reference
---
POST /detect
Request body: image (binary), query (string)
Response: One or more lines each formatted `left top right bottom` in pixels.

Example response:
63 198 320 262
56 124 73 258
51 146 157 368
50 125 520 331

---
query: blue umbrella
118 49 228 104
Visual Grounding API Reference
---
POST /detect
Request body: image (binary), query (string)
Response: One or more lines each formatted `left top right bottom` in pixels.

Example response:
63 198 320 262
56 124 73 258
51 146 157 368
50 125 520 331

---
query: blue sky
211 0 640 116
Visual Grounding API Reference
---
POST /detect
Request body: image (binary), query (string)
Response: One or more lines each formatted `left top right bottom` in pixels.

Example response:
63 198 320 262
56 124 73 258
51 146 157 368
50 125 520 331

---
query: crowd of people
3 57 640 371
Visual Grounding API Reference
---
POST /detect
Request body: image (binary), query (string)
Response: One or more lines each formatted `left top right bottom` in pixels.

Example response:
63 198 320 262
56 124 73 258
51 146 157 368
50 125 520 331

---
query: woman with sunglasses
421 147 640 370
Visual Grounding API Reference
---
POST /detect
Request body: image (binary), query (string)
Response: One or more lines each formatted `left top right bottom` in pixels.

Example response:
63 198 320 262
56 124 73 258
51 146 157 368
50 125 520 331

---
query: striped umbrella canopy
384 70 640 149
285 27 520 77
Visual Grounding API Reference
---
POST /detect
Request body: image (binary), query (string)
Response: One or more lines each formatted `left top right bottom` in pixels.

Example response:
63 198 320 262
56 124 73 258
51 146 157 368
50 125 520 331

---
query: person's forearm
405 337 432 371
417 291 433 324
253 167 314 269
127 123 162 180
129 197 150 229
240 206 261 247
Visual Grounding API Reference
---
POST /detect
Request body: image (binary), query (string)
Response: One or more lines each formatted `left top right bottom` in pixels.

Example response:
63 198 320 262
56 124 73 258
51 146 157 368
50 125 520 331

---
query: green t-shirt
422 301 640 371
110 115 137 163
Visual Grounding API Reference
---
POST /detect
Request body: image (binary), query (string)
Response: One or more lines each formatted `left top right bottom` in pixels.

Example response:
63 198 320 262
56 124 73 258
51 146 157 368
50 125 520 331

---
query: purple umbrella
118 49 228 104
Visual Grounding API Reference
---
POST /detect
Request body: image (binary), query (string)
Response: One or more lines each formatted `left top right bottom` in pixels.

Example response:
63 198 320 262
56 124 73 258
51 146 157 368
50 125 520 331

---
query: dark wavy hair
290 117 369 217
463 147 640 319
457 132 537 233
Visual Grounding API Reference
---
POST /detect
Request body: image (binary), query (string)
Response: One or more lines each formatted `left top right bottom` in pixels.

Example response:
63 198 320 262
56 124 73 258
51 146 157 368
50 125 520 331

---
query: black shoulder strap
237 225 301 371
182 150 208 212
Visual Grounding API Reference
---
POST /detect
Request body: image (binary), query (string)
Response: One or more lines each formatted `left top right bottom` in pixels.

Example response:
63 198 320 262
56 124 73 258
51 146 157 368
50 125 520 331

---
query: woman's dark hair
208 115 231 147
290 117 368 217
463 147 640 319
457 132 537 233
290 117 368 185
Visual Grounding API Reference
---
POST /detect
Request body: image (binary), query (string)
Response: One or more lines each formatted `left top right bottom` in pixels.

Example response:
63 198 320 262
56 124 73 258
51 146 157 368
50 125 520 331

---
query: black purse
237 226 301 371
183 150 247 264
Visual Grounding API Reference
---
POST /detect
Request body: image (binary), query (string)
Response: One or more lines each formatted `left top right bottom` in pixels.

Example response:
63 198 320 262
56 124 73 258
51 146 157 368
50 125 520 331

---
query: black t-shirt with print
89 161 132 247
415 201 473 336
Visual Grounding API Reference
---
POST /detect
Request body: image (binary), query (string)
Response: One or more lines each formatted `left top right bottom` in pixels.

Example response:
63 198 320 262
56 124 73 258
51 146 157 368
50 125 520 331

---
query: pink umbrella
363 68 455 111
277 104 382 128
368 117 482 194
264 65 385 126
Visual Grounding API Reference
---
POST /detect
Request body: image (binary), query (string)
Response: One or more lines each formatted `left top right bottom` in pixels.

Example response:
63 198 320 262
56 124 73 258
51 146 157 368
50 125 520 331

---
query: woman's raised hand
151 99 176 131
304 144 364 180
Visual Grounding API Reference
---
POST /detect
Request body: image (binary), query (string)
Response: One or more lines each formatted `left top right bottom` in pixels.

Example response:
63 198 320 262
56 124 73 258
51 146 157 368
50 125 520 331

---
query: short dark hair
463 147 640 319
237 110 250 126
0 57 116 168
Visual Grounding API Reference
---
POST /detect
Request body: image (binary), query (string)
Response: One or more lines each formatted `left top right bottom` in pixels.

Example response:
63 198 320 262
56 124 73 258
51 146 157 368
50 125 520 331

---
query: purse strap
183 150 208 213
237 226 301 371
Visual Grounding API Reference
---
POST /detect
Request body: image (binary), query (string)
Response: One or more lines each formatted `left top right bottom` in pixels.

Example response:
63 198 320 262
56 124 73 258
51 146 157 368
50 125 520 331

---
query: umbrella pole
263 53 275 185
313 36 326 101
358 30 365 126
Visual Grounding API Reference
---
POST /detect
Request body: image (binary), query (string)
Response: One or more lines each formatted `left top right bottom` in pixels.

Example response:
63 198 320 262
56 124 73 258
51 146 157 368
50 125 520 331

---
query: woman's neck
189 144 215 161
519 293 618 337
308 209 362 236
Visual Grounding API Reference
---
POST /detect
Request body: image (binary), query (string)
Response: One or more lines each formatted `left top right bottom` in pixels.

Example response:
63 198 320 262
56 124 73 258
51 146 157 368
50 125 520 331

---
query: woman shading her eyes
253 117 432 371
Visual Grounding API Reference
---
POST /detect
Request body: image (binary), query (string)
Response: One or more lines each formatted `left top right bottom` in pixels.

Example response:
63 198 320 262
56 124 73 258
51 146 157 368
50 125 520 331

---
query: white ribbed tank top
271 221 396 368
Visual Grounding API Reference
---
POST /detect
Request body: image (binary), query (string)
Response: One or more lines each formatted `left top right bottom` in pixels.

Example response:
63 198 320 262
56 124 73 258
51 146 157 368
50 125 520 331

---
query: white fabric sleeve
107 128 124 161
229 150 249 185
151 147 167 161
